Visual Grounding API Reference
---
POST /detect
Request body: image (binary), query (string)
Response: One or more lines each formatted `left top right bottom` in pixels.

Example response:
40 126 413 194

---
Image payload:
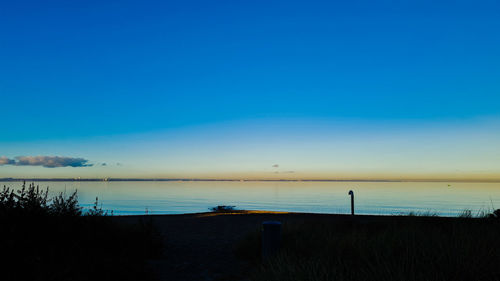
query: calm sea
2 181 500 216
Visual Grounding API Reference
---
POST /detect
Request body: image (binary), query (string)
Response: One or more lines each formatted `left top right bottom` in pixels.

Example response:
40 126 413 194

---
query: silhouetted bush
0 182 85 216
488 209 500 219
0 182 50 215
50 190 82 216
0 182 162 281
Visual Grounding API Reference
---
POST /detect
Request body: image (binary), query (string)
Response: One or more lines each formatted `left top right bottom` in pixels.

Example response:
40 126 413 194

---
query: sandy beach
111 211 459 281
114 211 343 280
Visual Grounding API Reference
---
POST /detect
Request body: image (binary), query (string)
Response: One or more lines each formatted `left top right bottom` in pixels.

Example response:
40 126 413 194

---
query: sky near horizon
1 0 500 180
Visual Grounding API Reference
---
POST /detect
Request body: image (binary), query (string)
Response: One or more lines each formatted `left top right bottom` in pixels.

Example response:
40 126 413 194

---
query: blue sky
1 0 499 179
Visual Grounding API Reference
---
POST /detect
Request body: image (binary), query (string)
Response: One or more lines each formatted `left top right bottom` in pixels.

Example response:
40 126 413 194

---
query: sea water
1 181 499 216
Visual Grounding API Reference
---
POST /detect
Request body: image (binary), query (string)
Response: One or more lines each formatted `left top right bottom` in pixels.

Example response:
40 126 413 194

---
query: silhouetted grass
236 214 500 281
0 182 162 281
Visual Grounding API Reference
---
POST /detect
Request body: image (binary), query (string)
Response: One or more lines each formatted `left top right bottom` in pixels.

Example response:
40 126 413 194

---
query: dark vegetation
6 182 500 281
0 182 162 281
210 205 238 212
236 214 500 281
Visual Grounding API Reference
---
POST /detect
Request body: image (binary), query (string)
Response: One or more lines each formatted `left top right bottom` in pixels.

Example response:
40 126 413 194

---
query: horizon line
1 177 500 183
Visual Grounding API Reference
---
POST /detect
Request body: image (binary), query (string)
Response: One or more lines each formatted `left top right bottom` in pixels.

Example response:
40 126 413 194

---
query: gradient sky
1 0 500 180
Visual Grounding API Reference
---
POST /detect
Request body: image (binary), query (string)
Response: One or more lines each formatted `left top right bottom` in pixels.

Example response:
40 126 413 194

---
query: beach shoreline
111 211 473 281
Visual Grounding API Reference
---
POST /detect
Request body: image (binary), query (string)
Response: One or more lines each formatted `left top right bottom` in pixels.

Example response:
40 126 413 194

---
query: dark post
262 221 282 260
348 190 354 215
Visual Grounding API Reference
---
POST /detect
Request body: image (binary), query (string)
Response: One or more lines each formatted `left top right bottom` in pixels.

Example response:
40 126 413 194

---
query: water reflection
1 181 499 216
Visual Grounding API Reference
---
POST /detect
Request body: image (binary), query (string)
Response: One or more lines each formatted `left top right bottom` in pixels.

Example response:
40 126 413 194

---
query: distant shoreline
1 178 499 183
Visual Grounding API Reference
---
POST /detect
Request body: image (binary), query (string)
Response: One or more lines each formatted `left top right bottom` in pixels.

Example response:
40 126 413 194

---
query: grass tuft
236 215 500 281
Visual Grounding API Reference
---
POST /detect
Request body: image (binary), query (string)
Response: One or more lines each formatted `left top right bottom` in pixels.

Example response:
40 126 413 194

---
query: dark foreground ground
113 211 310 281
8 183 498 281
112 212 500 281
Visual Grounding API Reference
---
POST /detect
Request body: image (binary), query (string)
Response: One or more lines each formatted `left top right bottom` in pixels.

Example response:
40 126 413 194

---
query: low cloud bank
0 156 92 168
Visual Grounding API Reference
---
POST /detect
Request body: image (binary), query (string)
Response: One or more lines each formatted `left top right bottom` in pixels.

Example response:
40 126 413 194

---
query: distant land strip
1 178 500 183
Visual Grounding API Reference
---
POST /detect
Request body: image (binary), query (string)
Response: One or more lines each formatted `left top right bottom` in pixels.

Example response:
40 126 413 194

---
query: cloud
0 156 93 168
0 156 15 165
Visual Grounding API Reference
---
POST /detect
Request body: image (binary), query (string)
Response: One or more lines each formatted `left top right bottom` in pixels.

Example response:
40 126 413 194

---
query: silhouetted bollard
348 190 355 215
262 221 281 260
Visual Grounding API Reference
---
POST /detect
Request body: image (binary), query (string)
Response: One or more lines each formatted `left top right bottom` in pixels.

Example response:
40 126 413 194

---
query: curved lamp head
348 190 354 196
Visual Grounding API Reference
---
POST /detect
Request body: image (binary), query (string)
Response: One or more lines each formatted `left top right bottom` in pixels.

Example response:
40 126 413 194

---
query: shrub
50 190 82 216
0 182 50 215
488 209 500 219
0 182 162 281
